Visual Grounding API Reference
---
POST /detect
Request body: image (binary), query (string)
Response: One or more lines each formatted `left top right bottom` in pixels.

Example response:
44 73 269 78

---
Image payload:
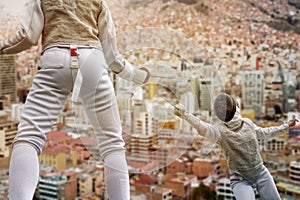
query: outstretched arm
0 0 43 54
174 104 221 140
97 0 150 85
255 118 298 138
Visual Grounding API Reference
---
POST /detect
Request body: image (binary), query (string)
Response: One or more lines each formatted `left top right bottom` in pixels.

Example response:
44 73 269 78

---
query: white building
216 178 260 200
289 161 300 185
200 80 212 111
216 178 235 200
11 103 23 121
242 71 264 117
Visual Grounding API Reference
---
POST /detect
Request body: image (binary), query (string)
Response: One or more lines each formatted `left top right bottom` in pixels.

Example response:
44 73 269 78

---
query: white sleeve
97 0 149 85
97 0 121 66
0 0 43 54
184 113 221 141
253 121 289 139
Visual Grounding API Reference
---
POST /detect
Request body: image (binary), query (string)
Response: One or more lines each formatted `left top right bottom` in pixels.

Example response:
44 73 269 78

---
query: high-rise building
200 80 212 111
242 71 264 117
0 55 17 103
129 109 159 165
0 120 18 158
38 172 77 200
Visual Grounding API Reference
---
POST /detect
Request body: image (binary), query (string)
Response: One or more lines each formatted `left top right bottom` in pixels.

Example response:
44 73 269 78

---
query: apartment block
38 172 77 200
166 158 186 175
0 55 17 103
0 119 18 157
163 173 196 200
39 145 77 171
266 137 285 153
242 71 264 117
193 158 219 179
129 133 158 163
216 178 235 200
77 170 103 198
289 161 300 185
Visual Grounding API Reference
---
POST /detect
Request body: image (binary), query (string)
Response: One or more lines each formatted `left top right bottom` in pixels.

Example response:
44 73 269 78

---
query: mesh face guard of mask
213 93 237 122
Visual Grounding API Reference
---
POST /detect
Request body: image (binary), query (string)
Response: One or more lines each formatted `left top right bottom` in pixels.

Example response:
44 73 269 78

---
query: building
216 178 235 200
286 137 300 157
149 146 168 171
0 55 17 103
200 80 212 111
266 137 285 152
129 133 158 163
129 110 158 163
38 171 77 200
133 184 173 200
40 145 78 171
277 182 300 200
10 103 23 121
242 71 264 117
166 158 186 175
289 125 300 139
193 158 219 179
289 161 300 185
0 119 18 158
77 169 103 198
163 173 197 200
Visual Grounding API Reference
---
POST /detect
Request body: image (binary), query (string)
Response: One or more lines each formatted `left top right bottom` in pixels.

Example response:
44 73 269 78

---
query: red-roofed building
69 137 99 161
163 173 197 199
45 131 72 147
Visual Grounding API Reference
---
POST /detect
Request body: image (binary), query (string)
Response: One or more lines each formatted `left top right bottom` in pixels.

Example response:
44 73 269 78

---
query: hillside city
0 0 300 199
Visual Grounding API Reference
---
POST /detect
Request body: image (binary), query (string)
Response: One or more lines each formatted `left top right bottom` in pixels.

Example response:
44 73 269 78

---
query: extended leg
9 53 72 200
78 49 129 199
256 166 281 200
104 151 130 200
9 143 39 200
231 175 256 200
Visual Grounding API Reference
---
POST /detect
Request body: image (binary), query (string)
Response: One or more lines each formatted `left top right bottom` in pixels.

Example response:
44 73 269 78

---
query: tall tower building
242 71 264 117
129 107 158 164
200 80 212 111
0 55 17 103
0 119 18 157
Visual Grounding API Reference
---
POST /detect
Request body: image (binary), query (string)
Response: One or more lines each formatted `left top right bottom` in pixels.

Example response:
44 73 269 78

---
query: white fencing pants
230 165 281 200
9 46 130 200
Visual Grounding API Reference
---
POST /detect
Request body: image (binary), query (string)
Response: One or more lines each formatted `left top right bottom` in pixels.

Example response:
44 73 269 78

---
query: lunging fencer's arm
0 0 44 55
254 118 298 139
97 0 150 85
174 104 221 141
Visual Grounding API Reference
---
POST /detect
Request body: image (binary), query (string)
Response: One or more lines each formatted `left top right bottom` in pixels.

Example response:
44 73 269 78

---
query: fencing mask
213 93 237 122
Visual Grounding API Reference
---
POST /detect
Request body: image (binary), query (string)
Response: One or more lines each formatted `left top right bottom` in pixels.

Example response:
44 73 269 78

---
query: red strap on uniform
70 48 78 56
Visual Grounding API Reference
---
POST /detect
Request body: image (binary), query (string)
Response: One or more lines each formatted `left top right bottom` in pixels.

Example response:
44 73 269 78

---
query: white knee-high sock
9 143 39 200
104 151 130 200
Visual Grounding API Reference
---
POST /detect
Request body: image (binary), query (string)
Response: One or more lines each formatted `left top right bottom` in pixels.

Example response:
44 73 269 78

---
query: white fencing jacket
0 0 148 85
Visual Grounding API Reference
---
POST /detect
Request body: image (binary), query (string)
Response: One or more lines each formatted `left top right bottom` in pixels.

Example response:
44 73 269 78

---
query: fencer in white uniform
0 0 150 199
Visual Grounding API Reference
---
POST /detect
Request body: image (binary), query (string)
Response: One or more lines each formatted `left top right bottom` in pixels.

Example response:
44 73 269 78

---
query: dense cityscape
1 0 300 199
